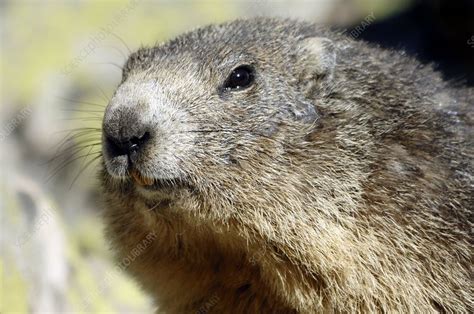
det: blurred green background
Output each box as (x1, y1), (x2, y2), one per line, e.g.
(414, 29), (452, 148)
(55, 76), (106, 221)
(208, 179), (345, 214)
(2, 0), (471, 313)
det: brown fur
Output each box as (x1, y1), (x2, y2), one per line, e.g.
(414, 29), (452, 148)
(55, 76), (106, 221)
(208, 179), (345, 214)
(100, 18), (473, 312)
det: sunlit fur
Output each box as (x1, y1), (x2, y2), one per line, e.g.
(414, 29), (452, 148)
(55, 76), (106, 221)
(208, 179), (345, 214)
(100, 18), (473, 313)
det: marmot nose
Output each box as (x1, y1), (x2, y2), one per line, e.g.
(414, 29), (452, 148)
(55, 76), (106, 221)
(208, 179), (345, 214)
(104, 131), (151, 158)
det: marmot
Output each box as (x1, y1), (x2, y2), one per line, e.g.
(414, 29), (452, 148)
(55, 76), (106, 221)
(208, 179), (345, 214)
(100, 18), (473, 313)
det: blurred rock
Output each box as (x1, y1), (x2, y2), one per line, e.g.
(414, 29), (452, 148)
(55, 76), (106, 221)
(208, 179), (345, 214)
(0, 170), (153, 313)
(1, 174), (68, 313)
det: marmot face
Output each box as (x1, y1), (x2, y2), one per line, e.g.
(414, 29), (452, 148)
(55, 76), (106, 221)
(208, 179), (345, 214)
(100, 18), (472, 312)
(102, 20), (336, 209)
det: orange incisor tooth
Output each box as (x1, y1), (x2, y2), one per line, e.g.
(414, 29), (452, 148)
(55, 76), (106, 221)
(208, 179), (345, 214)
(131, 169), (153, 186)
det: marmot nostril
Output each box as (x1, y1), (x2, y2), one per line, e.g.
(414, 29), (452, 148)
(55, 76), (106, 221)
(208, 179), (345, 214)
(104, 131), (151, 157)
(129, 131), (151, 152)
(104, 134), (127, 157)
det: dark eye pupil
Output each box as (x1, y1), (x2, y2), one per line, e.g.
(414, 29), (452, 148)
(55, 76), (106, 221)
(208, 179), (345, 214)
(233, 70), (249, 84)
(224, 65), (254, 90)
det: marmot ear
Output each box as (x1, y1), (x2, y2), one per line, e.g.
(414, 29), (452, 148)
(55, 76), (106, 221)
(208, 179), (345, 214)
(297, 37), (336, 82)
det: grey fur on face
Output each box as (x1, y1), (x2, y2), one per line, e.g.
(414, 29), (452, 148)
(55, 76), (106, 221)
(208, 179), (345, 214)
(102, 21), (335, 184)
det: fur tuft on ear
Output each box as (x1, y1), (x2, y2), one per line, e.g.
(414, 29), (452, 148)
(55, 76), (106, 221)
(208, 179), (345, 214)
(298, 37), (337, 81)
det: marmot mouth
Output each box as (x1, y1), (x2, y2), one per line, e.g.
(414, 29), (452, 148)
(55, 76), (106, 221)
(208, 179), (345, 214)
(130, 169), (191, 190)
(146, 178), (191, 190)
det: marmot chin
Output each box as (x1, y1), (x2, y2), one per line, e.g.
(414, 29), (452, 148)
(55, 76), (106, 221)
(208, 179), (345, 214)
(100, 18), (473, 313)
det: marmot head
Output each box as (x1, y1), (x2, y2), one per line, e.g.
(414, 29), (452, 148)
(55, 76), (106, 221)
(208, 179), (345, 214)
(102, 18), (364, 222)
(100, 18), (472, 313)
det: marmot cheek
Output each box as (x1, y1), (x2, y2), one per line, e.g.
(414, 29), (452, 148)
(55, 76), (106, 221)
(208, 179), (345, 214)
(260, 122), (279, 137)
(292, 101), (319, 123)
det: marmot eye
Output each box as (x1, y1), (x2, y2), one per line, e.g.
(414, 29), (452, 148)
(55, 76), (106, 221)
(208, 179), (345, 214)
(224, 65), (255, 90)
